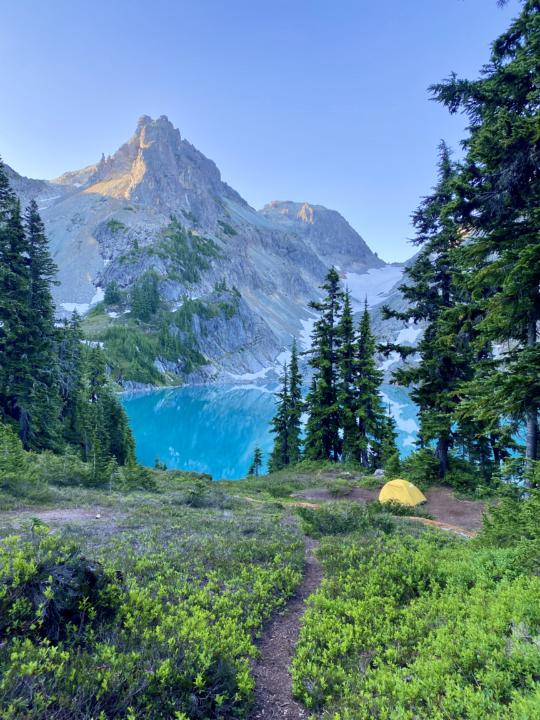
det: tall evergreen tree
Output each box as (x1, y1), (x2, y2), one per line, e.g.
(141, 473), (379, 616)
(337, 291), (360, 462)
(131, 271), (160, 321)
(21, 200), (62, 449)
(382, 143), (474, 476)
(58, 312), (84, 445)
(0, 161), (28, 432)
(269, 339), (304, 471)
(378, 406), (400, 472)
(80, 347), (135, 470)
(269, 362), (290, 472)
(356, 300), (386, 469)
(248, 446), (263, 477)
(0, 163), (61, 448)
(304, 267), (343, 461)
(0, 163), (136, 480)
(431, 1), (540, 465)
(287, 338), (303, 465)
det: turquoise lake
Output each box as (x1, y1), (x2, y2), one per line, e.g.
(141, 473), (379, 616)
(121, 384), (418, 480)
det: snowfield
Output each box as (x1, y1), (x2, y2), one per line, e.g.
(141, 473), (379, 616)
(344, 265), (404, 311)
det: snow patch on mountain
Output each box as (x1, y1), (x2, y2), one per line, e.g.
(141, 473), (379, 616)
(344, 265), (404, 311)
(381, 389), (419, 436)
(396, 324), (422, 344)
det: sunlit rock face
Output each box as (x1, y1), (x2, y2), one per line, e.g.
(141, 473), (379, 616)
(260, 200), (385, 274)
(6, 115), (413, 381)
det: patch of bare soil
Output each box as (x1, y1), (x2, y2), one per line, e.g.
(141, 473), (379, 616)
(296, 486), (378, 503)
(295, 484), (485, 533)
(250, 537), (322, 719)
(0, 507), (119, 529)
(423, 486), (485, 531)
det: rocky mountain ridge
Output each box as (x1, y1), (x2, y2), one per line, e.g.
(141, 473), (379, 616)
(5, 115), (411, 385)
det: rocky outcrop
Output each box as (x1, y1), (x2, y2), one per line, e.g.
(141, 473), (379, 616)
(260, 200), (384, 273)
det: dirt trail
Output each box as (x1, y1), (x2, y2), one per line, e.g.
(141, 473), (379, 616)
(250, 537), (322, 719)
(405, 516), (477, 538)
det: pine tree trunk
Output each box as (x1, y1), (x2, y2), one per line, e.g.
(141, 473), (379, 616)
(525, 315), (538, 465)
(436, 437), (449, 478)
(490, 434), (502, 467)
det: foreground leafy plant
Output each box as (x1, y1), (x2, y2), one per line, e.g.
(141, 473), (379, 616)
(292, 528), (540, 719)
(0, 494), (304, 719)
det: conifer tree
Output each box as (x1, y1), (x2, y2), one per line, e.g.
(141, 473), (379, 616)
(268, 339), (304, 471)
(131, 271), (160, 321)
(0, 162), (29, 431)
(58, 312), (85, 445)
(269, 362), (290, 472)
(287, 338), (303, 465)
(304, 267), (343, 461)
(378, 408), (399, 472)
(21, 200), (62, 449)
(382, 144), (474, 477)
(0, 164), (62, 448)
(431, 1), (540, 465)
(356, 301), (386, 469)
(80, 347), (135, 470)
(248, 446), (263, 476)
(0, 170), (60, 449)
(337, 291), (360, 462)
(0, 422), (31, 491)
(0, 162), (137, 474)
(104, 280), (122, 306)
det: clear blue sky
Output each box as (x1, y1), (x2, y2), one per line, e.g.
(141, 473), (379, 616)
(0, 0), (521, 262)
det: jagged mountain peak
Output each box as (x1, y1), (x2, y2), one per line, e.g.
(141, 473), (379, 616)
(52, 115), (244, 215)
(3, 116), (401, 384)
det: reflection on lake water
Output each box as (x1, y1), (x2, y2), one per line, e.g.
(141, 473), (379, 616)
(121, 384), (418, 480)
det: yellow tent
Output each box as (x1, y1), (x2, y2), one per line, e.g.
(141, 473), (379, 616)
(379, 478), (426, 507)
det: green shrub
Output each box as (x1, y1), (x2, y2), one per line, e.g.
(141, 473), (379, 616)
(292, 531), (540, 718)
(158, 217), (220, 283)
(297, 501), (394, 538)
(476, 489), (540, 573)
(0, 525), (120, 643)
(106, 218), (127, 234)
(383, 451), (401, 478)
(0, 424), (46, 499)
(218, 220), (238, 236)
(31, 449), (90, 486)
(120, 463), (157, 491)
(327, 478), (354, 498)
(401, 448), (440, 488)
(376, 499), (432, 518)
(266, 482), (295, 498)
(444, 455), (488, 494)
(0, 499), (304, 719)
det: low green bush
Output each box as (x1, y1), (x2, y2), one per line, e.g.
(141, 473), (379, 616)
(327, 478), (354, 498)
(0, 501), (304, 719)
(0, 524), (120, 644)
(292, 529), (540, 718)
(31, 449), (90, 486)
(400, 448), (440, 488)
(266, 482), (295, 498)
(0, 424), (48, 500)
(296, 501), (394, 538)
(383, 451), (401, 478)
(376, 499), (432, 518)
